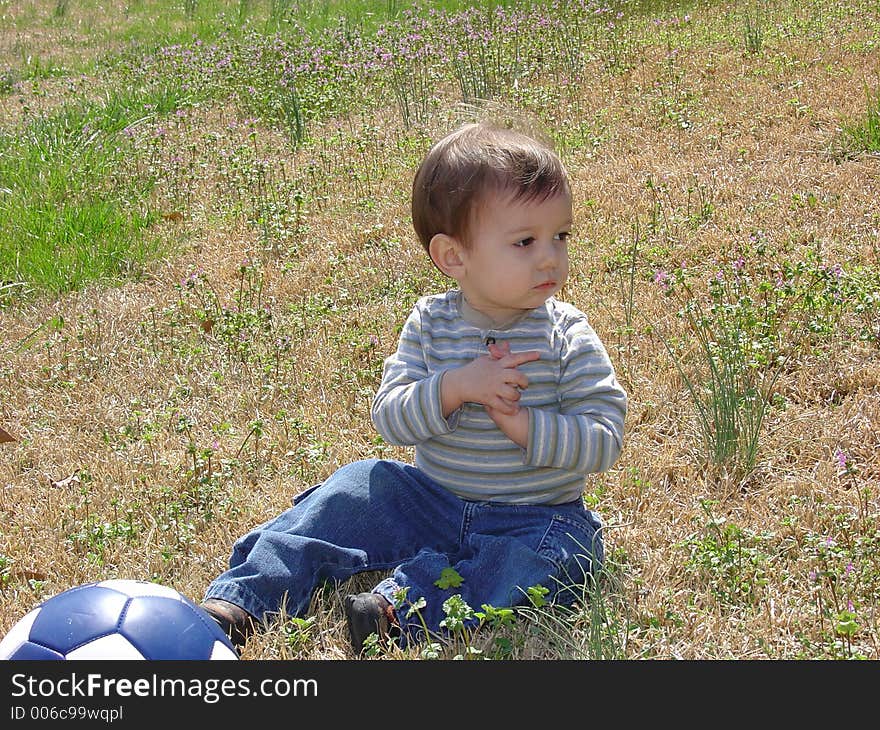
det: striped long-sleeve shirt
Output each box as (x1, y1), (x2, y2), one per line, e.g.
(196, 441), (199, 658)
(371, 290), (628, 505)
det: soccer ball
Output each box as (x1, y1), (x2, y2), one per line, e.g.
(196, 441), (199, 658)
(0, 579), (239, 660)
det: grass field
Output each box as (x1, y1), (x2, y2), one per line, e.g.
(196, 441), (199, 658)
(1, 0), (879, 660)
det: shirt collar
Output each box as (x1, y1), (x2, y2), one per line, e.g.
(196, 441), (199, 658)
(456, 291), (538, 331)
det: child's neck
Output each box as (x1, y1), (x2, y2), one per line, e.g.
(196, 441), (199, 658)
(458, 292), (535, 330)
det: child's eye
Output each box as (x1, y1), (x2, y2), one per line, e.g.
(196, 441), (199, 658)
(514, 237), (535, 247)
(555, 231), (571, 242)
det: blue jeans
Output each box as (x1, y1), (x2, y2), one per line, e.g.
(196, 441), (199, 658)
(204, 459), (604, 645)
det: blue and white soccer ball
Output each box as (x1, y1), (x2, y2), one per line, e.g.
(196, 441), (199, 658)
(0, 579), (238, 660)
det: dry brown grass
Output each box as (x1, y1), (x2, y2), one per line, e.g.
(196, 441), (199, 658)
(1, 0), (879, 660)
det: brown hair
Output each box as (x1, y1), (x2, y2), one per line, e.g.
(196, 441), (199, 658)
(411, 121), (570, 251)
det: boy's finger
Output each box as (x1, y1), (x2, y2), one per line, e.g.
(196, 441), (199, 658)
(502, 350), (540, 368)
(501, 385), (521, 402)
(487, 341), (511, 359)
(505, 371), (529, 390)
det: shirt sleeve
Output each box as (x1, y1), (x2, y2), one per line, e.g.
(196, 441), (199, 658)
(524, 314), (627, 474)
(370, 301), (458, 445)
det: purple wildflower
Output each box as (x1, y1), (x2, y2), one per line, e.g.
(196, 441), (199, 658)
(653, 269), (671, 291)
(834, 448), (848, 473)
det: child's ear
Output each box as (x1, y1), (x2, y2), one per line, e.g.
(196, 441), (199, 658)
(428, 233), (465, 278)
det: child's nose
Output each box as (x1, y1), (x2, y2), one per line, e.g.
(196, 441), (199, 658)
(537, 243), (558, 269)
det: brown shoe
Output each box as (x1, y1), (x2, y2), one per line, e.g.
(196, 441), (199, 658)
(343, 592), (398, 656)
(201, 598), (257, 649)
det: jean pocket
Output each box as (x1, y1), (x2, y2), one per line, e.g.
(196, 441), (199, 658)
(536, 512), (604, 602)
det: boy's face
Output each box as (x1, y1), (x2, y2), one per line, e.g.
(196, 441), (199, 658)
(454, 189), (572, 322)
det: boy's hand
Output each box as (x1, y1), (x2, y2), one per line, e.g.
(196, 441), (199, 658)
(484, 340), (532, 447)
(440, 342), (539, 417)
(484, 403), (529, 448)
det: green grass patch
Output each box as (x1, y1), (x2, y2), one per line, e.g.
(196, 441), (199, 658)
(0, 86), (186, 293)
(841, 87), (880, 154)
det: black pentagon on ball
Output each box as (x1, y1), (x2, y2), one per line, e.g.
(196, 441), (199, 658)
(7, 640), (66, 660)
(120, 594), (233, 659)
(28, 585), (130, 654)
